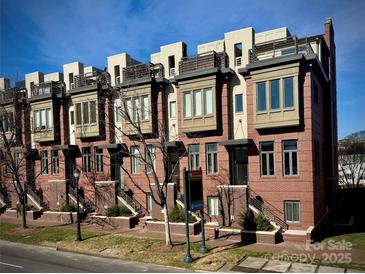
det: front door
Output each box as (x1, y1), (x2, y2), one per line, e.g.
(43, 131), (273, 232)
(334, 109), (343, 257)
(232, 146), (248, 185)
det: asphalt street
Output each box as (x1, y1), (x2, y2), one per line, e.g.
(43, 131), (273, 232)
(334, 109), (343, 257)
(0, 240), (187, 273)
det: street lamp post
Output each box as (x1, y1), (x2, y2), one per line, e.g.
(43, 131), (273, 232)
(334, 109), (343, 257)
(73, 168), (82, 241)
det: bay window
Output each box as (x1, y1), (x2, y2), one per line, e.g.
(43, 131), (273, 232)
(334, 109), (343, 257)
(34, 108), (53, 131)
(75, 101), (97, 126)
(183, 87), (214, 119)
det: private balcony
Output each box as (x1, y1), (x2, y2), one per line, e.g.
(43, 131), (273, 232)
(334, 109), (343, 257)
(122, 63), (164, 84)
(0, 88), (27, 105)
(72, 71), (111, 90)
(249, 36), (315, 63)
(178, 51), (228, 76)
(31, 81), (65, 98)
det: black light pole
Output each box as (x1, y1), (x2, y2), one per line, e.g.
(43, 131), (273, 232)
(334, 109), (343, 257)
(74, 168), (82, 241)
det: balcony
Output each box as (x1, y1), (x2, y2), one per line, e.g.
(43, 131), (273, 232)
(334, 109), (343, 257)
(122, 63), (164, 83)
(0, 88), (26, 105)
(249, 36), (314, 63)
(31, 81), (65, 98)
(178, 51), (228, 75)
(72, 71), (111, 89)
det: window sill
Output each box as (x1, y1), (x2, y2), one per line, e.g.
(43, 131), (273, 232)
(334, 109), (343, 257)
(283, 107), (295, 112)
(283, 175), (300, 178)
(269, 108), (281, 113)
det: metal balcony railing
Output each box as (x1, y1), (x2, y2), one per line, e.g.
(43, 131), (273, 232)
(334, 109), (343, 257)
(248, 189), (288, 230)
(73, 71), (111, 89)
(0, 88), (26, 104)
(122, 63), (164, 83)
(31, 81), (65, 97)
(179, 51), (228, 75)
(249, 36), (315, 63)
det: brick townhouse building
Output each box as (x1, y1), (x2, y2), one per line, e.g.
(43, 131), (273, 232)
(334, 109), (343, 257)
(0, 18), (337, 241)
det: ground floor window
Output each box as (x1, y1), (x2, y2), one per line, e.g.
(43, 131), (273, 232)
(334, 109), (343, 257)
(82, 147), (91, 173)
(51, 150), (59, 174)
(188, 144), (200, 171)
(95, 148), (103, 173)
(40, 151), (48, 175)
(208, 196), (220, 216)
(146, 192), (153, 213)
(284, 200), (300, 224)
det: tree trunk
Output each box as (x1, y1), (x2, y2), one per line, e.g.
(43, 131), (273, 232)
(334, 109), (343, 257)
(163, 203), (172, 247)
(21, 194), (27, 229)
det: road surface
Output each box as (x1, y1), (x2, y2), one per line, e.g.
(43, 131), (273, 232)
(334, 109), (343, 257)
(0, 240), (187, 272)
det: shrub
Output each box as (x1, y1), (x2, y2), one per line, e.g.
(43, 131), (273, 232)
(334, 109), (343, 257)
(106, 205), (133, 217)
(239, 209), (256, 231)
(59, 204), (76, 212)
(256, 214), (274, 231)
(168, 206), (196, 223)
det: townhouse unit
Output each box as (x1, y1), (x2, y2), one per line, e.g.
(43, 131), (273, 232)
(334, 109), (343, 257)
(0, 18), (337, 242)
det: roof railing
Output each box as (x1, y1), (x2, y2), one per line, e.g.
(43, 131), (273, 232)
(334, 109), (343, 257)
(179, 51), (227, 75)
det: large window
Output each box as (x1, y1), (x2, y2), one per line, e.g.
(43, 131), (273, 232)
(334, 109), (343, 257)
(284, 77), (294, 108)
(145, 145), (156, 174)
(131, 146), (140, 174)
(235, 94), (243, 113)
(51, 150), (59, 175)
(208, 196), (219, 216)
(206, 143), (218, 174)
(0, 112), (14, 132)
(257, 82), (266, 112)
(95, 148), (103, 173)
(82, 147), (91, 173)
(41, 151), (48, 175)
(270, 79), (280, 110)
(260, 142), (275, 176)
(34, 108), (53, 131)
(124, 96), (149, 122)
(284, 201), (300, 223)
(75, 101), (97, 126)
(184, 87), (213, 118)
(188, 144), (200, 171)
(283, 140), (298, 176)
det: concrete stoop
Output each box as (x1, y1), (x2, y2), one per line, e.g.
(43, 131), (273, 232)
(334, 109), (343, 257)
(230, 256), (364, 273)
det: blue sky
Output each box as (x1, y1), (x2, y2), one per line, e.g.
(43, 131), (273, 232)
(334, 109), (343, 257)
(1, 0), (364, 138)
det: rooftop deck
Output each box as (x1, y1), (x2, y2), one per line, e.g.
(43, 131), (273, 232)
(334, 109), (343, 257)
(249, 36), (315, 63)
(122, 63), (164, 83)
(0, 87), (27, 105)
(73, 71), (111, 89)
(178, 51), (228, 75)
(31, 81), (65, 97)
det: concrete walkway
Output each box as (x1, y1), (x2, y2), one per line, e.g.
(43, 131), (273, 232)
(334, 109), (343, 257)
(229, 256), (365, 273)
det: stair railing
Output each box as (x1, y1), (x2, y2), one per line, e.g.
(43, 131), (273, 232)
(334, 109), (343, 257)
(26, 188), (42, 210)
(118, 189), (148, 216)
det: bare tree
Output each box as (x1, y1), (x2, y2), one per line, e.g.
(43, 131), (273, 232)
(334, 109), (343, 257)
(338, 139), (365, 188)
(110, 93), (185, 247)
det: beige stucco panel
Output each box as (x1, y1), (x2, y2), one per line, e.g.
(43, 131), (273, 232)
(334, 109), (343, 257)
(25, 71), (44, 98)
(63, 62), (84, 91)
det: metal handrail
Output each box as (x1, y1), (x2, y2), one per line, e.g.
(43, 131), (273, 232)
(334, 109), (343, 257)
(118, 189), (148, 216)
(122, 62), (164, 82)
(69, 185), (85, 206)
(248, 189), (288, 230)
(31, 81), (65, 97)
(26, 187), (42, 208)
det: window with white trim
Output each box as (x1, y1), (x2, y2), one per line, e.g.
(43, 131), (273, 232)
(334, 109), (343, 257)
(51, 150), (59, 175)
(183, 87), (213, 118)
(260, 142), (275, 176)
(82, 147), (91, 173)
(131, 146), (140, 174)
(188, 144), (199, 171)
(284, 201), (300, 223)
(145, 145), (156, 174)
(33, 108), (53, 131)
(208, 196), (219, 216)
(75, 101), (97, 126)
(95, 148), (103, 173)
(124, 96), (149, 123)
(206, 143), (218, 174)
(283, 140), (298, 176)
(169, 101), (176, 119)
(41, 151), (48, 175)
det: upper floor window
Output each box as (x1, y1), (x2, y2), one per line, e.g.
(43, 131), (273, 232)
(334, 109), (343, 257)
(40, 151), (48, 175)
(188, 144), (200, 171)
(234, 43), (243, 67)
(95, 148), (103, 173)
(206, 143), (218, 174)
(34, 108), (53, 131)
(270, 79), (280, 110)
(284, 77), (294, 108)
(114, 106), (122, 123)
(257, 82), (266, 112)
(114, 65), (121, 84)
(169, 101), (176, 119)
(0, 112), (14, 132)
(145, 145), (156, 174)
(184, 87), (213, 118)
(75, 101), (97, 126)
(125, 95), (149, 123)
(131, 146), (140, 174)
(283, 140), (298, 176)
(235, 94), (243, 113)
(260, 142), (275, 176)
(82, 147), (91, 173)
(51, 150), (59, 175)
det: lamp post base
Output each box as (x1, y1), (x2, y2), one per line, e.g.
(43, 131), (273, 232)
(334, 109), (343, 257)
(184, 254), (193, 264)
(199, 246), (208, 254)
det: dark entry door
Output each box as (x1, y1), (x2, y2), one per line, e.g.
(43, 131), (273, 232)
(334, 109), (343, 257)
(233, 146), (248, 185)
